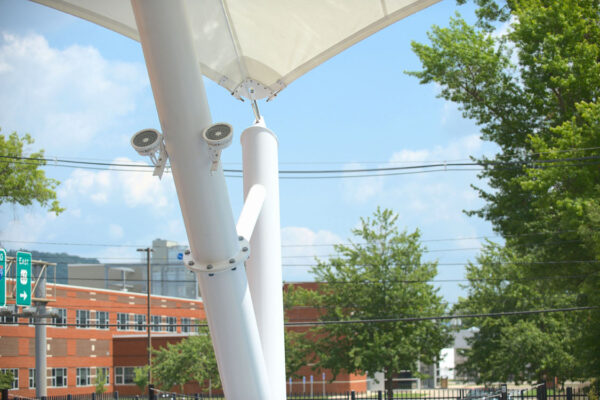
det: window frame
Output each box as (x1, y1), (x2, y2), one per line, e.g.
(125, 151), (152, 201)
(29, 368), (36, 389)
(76, 367), (91, 386)
(117, 313), (129, 331)
(114, 366), (136, 385)
(76, 309), (91, 328)
(166, 316), (177, 332)
(96, 311), (109, 330)
(49, 367), (67, 388)
(52, 308), (67, 327)
(134, 314), (146, 332)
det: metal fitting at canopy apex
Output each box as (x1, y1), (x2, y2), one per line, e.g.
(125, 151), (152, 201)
(183, 236), (250, 274)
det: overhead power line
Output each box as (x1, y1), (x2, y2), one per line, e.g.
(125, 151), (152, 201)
(2, 154), (600, 179)
(4, 306), (594, 328)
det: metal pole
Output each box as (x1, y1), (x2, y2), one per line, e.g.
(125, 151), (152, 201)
(241, 119), (286, 400)
(137, 248), (153, 387)
(130, 1), (270, 398)
(34, 265), (47, 397)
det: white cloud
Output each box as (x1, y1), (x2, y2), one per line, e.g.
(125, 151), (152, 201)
(0, 32), (147, 153)
(281, 226), (343, 281)
(0, 210), (56, 245)
(342, 162), (384, 204)
(58, 157), (174, 210)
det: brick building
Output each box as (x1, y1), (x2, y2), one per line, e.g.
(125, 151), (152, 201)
(0, 281), (205, 397)
(0, 280), (370, 397)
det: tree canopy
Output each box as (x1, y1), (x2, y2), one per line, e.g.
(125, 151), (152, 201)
(0, 130), (63, 215)
(287, 208), (451, 399)
(148, 333), (220, 392)
(409, 0), (600, 379)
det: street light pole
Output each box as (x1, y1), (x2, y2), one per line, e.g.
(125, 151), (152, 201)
(137, 247), (153, 388)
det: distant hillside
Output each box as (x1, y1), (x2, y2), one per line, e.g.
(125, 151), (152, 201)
(4, 249), (99, 284)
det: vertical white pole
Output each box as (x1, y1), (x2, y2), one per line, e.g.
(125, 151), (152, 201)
(130, 1), (270, 399)
(241, 119), (287, 400)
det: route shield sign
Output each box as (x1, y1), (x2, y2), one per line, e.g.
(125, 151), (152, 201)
(0, 249), (5, 307)
(16, 251), (31, 306)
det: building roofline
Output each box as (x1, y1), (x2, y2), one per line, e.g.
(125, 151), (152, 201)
(48, 281), (203, 304)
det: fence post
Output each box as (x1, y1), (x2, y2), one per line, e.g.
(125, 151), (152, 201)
(566, 388), (572, 400)
(378, 390), (383, 400)
(92, 393), (96, 400)
(114, 391), (119, 400)
(1, 389), (7, 400)
(501, 384), (508, 400)
(351, 390), (356, 400)
(67, 394), (72, 400)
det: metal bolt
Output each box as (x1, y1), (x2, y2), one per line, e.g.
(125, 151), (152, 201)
(238, 236), (243, 241)
(231, 267), (237, 271)
(184, 250), (191, 255)
(242, 247), (248, 252)
(208, 273), (214, 277)
(229, 258), (235, 264)
(207, 265), (213, 270)
(188, 261), (195, 266)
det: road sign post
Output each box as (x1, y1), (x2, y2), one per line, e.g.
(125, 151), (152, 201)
(0, 249), (5, 307)
(16, 251), (31, 306)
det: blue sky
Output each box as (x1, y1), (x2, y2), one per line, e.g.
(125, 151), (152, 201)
(0, 0), (501, 305)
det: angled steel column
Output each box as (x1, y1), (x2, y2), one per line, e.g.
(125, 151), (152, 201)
(241, 119), (286, 400)
(130, 1), (270, 398)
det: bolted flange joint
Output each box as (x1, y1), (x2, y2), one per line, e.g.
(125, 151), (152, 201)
(183, 237), (250, 274)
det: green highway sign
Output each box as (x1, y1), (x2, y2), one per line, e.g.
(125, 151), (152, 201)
(16, 251), (31, 306)
(0, 249), (5, 307)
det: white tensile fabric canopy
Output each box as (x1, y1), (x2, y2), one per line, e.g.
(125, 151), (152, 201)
(32, 0), (439, 100)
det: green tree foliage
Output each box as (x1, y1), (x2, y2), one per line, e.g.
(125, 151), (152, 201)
(0, 130), (63, 215)
(150, 333), (220, 392)
(0, 370), (14, 390)
(95, 368), (108, 394)
(133, 365), (149, 392)
(454, 243), (580, 383)
(288, 208), (451, 400)
(409, 0), (600, 378)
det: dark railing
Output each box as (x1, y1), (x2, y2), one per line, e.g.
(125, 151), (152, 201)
(4, 385), (591, 400)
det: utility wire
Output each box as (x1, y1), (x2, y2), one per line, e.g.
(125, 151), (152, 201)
(2, 154), (600, 177)
(2, 306), (595, 328)
(0, 228), (590, 249)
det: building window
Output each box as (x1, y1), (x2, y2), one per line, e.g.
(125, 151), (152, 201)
(115, 367), (136, 385)
(76, 309), (90, 328)
(181, 317), (190, 333)
(96, 367), (110, 385)
(191, 318), (199, 333)
(134, 314), (146, 331)
(0, 315), (17, 324)
(0, 369), (18, 390)
(52, 308), (67, 327)
(29, 368), (36, 389)
(151, 315), (162, 332)
(117, 313), (129, 331)
(166, 316), (176, 332)
(76, 368), (91, 386)
(49, 368), (67, 387)
(96, 311), (109, 330)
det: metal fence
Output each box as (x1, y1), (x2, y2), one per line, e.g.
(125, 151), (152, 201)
(4, 384), (591, 400)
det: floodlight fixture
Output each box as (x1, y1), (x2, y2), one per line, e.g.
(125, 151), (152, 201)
(202, 122), (233, 172)
(131, 128), (169, 179)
